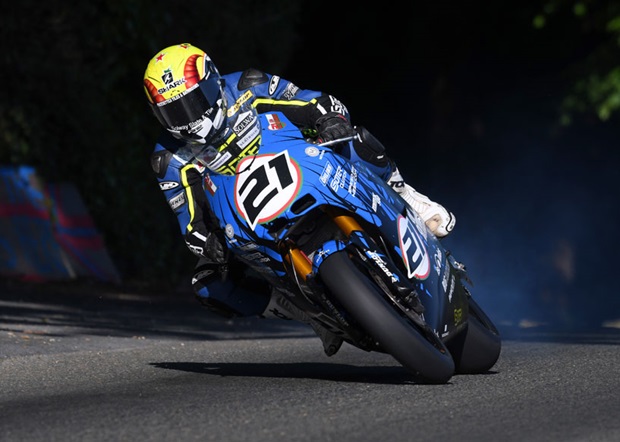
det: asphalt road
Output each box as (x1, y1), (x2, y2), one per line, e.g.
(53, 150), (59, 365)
(1, 281), (619, 442)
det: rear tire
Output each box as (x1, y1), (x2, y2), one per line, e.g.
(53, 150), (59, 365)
(319, 251), (455, 384)
(446, 297), (501, 374)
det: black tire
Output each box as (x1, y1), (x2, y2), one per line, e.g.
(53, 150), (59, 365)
(319, 251), (455, 384)
(446, 297), (501, 374)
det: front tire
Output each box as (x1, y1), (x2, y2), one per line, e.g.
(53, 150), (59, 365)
(446, 297), (501, 374)
(319, 251), (455, 384)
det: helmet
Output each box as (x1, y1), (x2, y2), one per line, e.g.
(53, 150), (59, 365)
(143, 43), (226, 144)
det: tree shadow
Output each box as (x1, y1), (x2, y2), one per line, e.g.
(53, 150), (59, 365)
(0, 282), (313, 341)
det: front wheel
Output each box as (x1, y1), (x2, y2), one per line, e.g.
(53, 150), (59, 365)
(319, 251), (455, 384)
(446, 296), (501, 374)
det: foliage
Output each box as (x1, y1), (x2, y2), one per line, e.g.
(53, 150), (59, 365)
(0, 0), (303, 288)
(2, 0), (618, 290)
(533, 0), (620, 124)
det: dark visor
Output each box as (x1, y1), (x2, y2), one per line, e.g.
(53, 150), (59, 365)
(154, 75), (222, 129)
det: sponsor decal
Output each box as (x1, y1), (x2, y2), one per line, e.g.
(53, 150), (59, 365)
(348, 166), (358, 197)
(159, 84), (203, 111)
(168, 192), (186, 210)
(328, 95), (348, 115)
(268, 75), (280, 95)
(233, 111), (256, 135)
(454, 307), (463, 326)
(236, 124), (260, 148)
(234, 150), (302, 230)
(448, 275), (455, 302)
(265, 113), (285, 130)
(372, 193), (381, 212)
(441, 264), (450, 292)
(367, 251), (398, 283)
(330, 166), (344, 191)
(397, 214), (430, 280)
(157, 68), (186, 94)
(407, 207), (428, 240)
(227, 90), (253, 117)
(305, 146), (320, 157)
(320, 162), (333, 185)
(282, 83), (300, 100)
(159, 181), (179, 190)
(204, 173), (217, 196)
(207, 149), (233, 171)
(434, 249), (443, 274)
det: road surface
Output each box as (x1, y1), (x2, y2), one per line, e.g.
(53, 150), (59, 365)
(1, 281), (619, 442)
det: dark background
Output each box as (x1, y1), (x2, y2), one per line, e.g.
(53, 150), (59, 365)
(1, 0), (619, 329)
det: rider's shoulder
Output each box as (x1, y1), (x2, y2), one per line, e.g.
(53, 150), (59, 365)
(150, 132), (186, 175)
(236, 68), (269, 90)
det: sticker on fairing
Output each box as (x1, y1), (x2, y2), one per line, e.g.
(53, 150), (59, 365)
(234, 150), (301, 230)
(265, 113), (285, 130)
(397, 214), (430, 280)
(305, 146), (320, 157)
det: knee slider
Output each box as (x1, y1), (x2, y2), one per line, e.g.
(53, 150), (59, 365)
(352, 126), (389, 168)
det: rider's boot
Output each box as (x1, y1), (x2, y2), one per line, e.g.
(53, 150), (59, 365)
(387, 167), (456, 238)
(261, 288), (344, 357)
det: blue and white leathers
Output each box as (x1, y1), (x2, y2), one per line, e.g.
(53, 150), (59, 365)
(151, 69), (394, 316)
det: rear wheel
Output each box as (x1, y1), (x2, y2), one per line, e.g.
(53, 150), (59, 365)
(319, 251), (455, 384)
(446, 296), (501, 374)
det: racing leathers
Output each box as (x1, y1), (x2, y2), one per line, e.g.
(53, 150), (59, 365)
(150, 68), (398, 318)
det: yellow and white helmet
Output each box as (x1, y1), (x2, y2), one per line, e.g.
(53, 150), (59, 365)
(143, 43), (226, 144)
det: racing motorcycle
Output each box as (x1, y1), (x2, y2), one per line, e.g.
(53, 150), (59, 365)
(203, 111), (501, 384)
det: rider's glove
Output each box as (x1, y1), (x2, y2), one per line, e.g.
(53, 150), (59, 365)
(316, 112), (356, 143)
(203, 231), (228, 264)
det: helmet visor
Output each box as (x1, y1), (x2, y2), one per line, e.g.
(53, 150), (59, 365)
(154, 75), (223, 131)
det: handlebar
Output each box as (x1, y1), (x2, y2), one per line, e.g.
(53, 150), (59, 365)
(316, 135), (356, 147)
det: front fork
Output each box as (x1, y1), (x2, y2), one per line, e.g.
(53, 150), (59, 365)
(282, 207), (424, 315)
(282, 207), (364, 282)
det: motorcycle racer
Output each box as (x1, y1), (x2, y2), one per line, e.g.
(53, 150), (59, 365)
(143, 43), (455, 353)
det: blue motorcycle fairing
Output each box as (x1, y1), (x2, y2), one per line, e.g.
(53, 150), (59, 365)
(205, 112), (464, 334)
